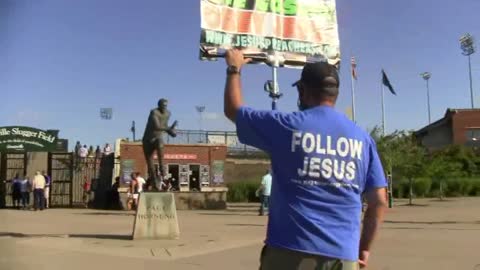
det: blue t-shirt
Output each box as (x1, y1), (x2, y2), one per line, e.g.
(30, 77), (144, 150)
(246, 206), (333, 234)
(236, 106), (387, 261)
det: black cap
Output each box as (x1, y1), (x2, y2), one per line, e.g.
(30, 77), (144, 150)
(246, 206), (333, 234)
(292, 62), (340, 95)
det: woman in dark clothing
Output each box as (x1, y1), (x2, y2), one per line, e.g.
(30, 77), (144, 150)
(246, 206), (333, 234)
(11, 174), (22, 209)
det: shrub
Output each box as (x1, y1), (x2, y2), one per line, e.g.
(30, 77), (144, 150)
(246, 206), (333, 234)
(413, 177), (432, 197)
(469, 179), (480, 196)
(227, 181), (259, 202)
(392, 178), (409, 198)
(443, 178), (477, 197)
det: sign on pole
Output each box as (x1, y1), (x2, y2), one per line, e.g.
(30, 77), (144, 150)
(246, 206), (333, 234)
(199, 0), (340, 67)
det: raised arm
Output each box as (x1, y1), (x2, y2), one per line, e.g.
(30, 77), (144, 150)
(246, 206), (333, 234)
(224, 49), (251, 122)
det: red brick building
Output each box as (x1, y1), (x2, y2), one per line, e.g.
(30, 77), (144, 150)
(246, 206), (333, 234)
(415, 108), (480, 150)
(118, 142), (227, 192)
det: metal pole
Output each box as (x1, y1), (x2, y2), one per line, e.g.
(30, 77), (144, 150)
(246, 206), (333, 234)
(426, 79), (431, 124)
(388, 170), (393, 208)
(271, 65), (279, 110)
(468, 55), (474, 108)
(381, 81), (386, 136)
(350, 69), (356, 123)
(132, 121), (136, 141)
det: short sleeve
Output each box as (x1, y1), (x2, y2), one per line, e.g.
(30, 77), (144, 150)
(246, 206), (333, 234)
(261, 177), (267, 186)
(235, 106), (283, 153)
(365, 138), (387, 192)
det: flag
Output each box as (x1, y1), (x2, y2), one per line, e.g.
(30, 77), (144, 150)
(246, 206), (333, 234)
(351, 57), (357, 80)
(382, 70), (396, 95)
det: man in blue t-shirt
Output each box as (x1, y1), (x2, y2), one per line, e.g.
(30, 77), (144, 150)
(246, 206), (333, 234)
(223, 50), (388, 270)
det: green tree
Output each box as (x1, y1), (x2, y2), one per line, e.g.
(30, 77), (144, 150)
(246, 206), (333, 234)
(424, 151), (462, 200)
(393, 133), (425, 205)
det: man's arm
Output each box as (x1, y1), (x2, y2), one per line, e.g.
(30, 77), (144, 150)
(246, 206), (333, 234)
(359, 188), (387, 268)
(224, 49), (251, 122)
(359, 138), (389, 268)
(150, 111), (170, 132)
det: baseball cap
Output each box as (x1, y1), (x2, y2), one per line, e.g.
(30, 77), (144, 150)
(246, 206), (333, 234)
(292, 62), (340, 95)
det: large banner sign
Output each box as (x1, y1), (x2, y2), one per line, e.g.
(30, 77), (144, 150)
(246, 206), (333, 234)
(0, 126), (58, 152)
(200, 0), (340, 67)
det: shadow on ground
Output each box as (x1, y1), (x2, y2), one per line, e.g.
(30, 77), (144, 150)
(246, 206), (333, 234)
(196, 212), (261, 217)
(0, 232), (132, 240)
(396, 203), (430, 207)
(384, 226), (480, 231)
(75, 212), (135, 217)
(225, 224), (265, 227)
(384, 220), (480, 225)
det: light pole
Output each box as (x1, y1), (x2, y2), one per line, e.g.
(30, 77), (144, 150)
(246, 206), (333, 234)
(130, 121), (136, 141)
(421, 72), (432, 124)
(195, 106), (206, 131)
(460, 33), (476, 108)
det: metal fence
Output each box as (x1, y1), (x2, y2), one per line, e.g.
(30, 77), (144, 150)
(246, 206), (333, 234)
(164, 130), (263, 155)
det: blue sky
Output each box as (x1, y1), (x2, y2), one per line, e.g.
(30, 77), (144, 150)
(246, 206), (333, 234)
(1, 0), (479, 149)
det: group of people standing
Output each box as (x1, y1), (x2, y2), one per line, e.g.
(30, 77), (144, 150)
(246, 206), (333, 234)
(74, 141), (112, 160)
(10, 171), (51, 210)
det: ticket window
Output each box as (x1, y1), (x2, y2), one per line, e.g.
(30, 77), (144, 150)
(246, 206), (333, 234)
(179, 165), (189, 191)
(200, 165), (210, 188)
(189, 164), (200, 191)
(167, 164), (180, 191)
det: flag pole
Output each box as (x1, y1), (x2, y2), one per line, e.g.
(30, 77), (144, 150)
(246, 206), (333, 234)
(350, 60), (357, 123)
(381, 72), (386, 136)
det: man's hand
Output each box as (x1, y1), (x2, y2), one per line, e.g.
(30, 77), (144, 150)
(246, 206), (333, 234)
(358, 250), (370, 268)
(225, 49), (251, 69)
(167, 120), (178, 137)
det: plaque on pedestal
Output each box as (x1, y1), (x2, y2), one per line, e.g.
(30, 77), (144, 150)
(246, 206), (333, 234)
(132, 192), (180, 240)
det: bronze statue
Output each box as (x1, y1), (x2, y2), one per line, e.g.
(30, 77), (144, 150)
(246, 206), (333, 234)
(142, 98), (177, 191)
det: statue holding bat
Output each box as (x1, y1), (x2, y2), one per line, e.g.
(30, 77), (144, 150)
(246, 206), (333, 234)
(142, 98), (177, 191)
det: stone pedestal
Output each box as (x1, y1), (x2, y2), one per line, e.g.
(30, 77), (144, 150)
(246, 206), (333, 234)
(132, 192), (180, 240)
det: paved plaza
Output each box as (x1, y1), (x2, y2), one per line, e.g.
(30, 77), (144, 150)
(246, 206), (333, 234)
(1, 198), (480, 270)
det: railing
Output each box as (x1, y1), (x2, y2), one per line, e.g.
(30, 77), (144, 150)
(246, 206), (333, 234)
(163, 130), (263, 155)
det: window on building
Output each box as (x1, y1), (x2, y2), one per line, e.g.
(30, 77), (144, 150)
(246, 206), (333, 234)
(465, 128), (480, 141)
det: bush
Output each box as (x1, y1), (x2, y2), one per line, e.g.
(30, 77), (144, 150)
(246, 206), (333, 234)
(392, 178), (409, 198)
(413, 177), (432, 197)
(469, 179), (480, 196)
(443, 178), (478, 197)
(227, 181), (259, 202)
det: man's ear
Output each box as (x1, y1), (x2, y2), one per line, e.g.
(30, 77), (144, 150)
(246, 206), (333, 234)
(297, 84), (305, 99)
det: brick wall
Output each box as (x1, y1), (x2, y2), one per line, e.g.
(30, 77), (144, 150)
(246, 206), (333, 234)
(119, 142), (227, 181)
(452, 111), (480, 145)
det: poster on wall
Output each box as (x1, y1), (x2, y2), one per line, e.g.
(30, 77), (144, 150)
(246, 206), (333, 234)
(212, 160), (225, 184)
(199, 0), (340, 67)
(121, 159), (135, 184)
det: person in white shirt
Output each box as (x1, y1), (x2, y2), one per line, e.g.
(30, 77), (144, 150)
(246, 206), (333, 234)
(257, 170), (272, 216)
(103, 143), (112, 155)
(79, 145), (88, 159)
(134, 172), (146, 193)
(32, 171), (46, 211)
